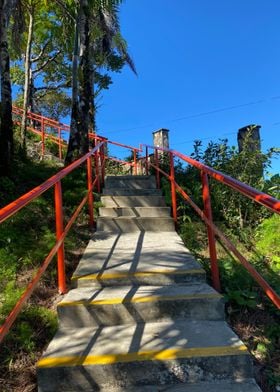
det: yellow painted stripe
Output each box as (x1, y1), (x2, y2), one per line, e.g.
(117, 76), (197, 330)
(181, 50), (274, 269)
(71, 269), (205, 281)
(58, 293), (221, 307)
(37, 345), (248, 368)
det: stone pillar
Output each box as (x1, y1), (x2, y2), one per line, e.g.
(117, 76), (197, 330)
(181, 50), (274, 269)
(153, 129), (169, 149)
(237, 124), (261, 153)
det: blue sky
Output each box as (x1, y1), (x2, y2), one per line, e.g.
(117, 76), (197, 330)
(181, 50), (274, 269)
(97, 0), (280, 174)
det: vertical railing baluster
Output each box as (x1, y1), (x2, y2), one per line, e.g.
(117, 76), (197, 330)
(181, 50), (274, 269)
(87, 156), (94, 228)
(133, 149), (137, 175)
(201, 171), (221, 292)
(95, 148), (100, 194)
(54, 181), (67, 294)
(58, 127), (62, 160)
(101, 143), (105, 186)
(41, 119), (45, 157)
(170, 152), (178, 226)
(145, 146), (149, 175)
(155, 148), (160, 188)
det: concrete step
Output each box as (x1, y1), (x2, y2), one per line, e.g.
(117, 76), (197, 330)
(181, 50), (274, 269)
(101, 195), (166, 207)
(37, 319), (253, 391)
(105, 175), (156, 189)
(57, 283), (224, 328)
(99, 206), (171, 217)
(102, 188), (162, 196)
(96, 216), (175, 232)
(71, 232), (205, 288)
(57, 380), (262, 391)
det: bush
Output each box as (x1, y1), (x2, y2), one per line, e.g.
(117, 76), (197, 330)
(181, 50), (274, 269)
(255, 215), (280, 271)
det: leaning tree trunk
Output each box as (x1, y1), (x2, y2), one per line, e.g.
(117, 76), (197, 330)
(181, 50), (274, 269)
(20, 7), (34, 152)
(0, 0), (14, 176)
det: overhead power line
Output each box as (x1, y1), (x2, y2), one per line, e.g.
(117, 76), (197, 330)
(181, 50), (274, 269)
(103, 95), (280, 135)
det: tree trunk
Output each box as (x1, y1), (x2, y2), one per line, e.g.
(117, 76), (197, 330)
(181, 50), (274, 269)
(65, 5), (81, 165)
(65, 0), (90, 164)
(0, 0), (14, 176)
(78, 0), (90, 154)
(20, 7), (34, 152)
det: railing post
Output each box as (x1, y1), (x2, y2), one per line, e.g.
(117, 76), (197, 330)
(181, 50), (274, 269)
(87, 156), (94, 228)
(54, 181), (67, 294)
(201, 171), (221, 292)
(58, 127), (62, 160)
(170, 152), (178, 226)
(155, 148), (160, 188)
(101, 142), (106, 186)
(145, 146), (149, 175)
(95, 149), (101, 193)
(133, 149), (137, 175)
(41, 119), (45, 157)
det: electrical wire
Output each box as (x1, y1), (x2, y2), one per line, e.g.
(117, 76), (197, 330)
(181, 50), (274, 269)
(103, 95), (280, 136)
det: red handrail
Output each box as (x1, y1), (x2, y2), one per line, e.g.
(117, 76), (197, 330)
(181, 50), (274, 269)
(0, 142), (105, 343)
(142, 144), (280, 214)
(0, 129), (143, 343)
(143, 144), (280, 308)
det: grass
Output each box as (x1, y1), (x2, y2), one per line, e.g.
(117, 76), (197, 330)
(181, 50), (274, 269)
(0, 142), (96, 391)
(179, 220), (280, 392)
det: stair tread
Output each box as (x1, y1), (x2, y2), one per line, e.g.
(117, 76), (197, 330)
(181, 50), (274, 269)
(86, 232), (189, 250)
(59, 283), (222, 306)
(105, 175), (155, 180)
(102, 189), (162, 196)
(99, 207), (171, 217)
(72, 233), (204, 282)
(38, 320), (249, 368)
(100, 195), (166, 207)
(103, 380), (262, 392)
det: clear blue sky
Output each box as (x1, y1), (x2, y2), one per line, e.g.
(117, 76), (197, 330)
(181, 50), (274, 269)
(97, 0), (280, 174)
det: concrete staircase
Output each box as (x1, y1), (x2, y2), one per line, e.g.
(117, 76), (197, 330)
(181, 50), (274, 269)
(37, 175), (261, 391)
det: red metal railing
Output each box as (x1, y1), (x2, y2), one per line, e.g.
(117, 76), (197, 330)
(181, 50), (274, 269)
(12, 107), (141, 171)
(143, 144), (280, 308)
(2, 104), (279, 346)
(12, 105), (70, 159)
(0, 134), (139, 343)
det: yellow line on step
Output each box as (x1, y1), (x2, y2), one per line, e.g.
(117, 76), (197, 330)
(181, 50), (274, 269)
(71, 269), (205, 281)
(58, 293), (222, 307)
(37, 345), (248, 368)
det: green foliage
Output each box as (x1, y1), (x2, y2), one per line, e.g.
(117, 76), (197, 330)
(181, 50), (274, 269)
(1, 303), (57, 357)
(255, 215), (280, 271)
(0, 154), (92, 362)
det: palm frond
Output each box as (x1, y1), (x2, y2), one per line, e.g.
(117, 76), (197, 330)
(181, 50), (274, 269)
(11, 0), (25, 54)
(113, 32), (137, 75)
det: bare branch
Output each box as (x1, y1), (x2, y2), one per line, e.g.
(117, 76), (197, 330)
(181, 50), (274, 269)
(34, 81), (71, 91)
(33, 50), (62, 74)
(31, 40), (51, 63)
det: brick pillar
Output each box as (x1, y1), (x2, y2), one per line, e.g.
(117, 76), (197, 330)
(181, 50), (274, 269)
(153, 129), (169, 149)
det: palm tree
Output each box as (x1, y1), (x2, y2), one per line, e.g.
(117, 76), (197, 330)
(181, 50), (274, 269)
(65, 0), (136, 164)
(0, 0), (24, 175)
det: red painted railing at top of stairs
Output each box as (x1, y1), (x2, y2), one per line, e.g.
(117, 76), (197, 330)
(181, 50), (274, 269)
(0, 107), (279, 345)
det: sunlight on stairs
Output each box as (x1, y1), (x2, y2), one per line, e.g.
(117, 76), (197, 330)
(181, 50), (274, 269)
(37, 175), (261, 391)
